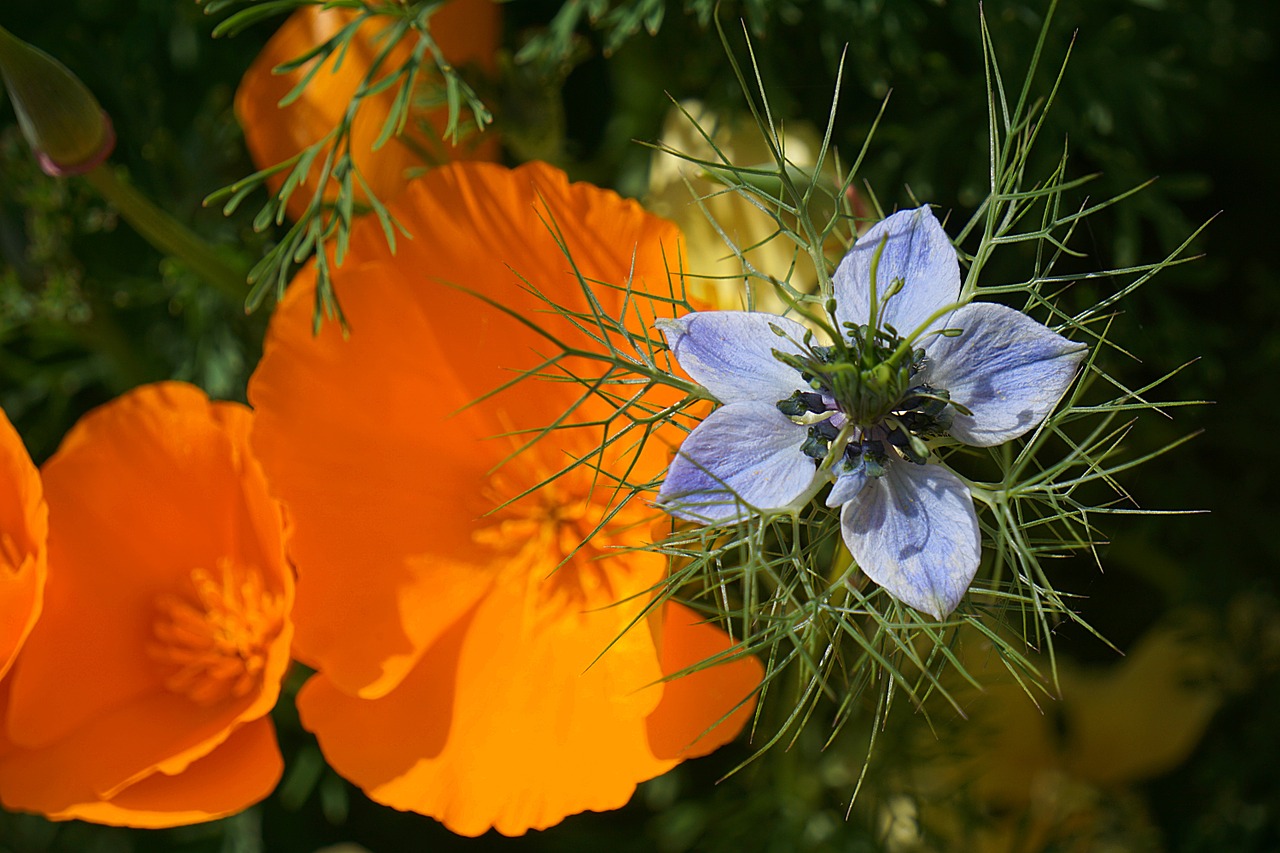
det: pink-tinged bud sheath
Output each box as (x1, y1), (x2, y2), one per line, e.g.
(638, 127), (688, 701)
(0, 25), (114, 176)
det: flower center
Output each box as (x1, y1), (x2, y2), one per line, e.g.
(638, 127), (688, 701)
(774, 324), (954, 475)
(473, 452), (660, 609)
(148, 559), (285, 706)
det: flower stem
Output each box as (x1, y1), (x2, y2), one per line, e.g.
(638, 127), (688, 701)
(81, 164), (248, 306)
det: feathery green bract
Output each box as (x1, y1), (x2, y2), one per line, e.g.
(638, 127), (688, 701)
(474, 0), (1206, 793)
(201, 0), (492, 325)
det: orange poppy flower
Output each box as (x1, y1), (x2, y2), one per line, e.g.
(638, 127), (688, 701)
(235, 0), (501, 221)
(249, 161), (763, 836)
(0, 382), (293, 827)
(0, 408), (46, 682)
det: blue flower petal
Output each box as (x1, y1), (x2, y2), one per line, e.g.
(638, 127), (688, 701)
(656, 311), (811, 405)
(924, 302), (1087, 447)
(833, 206), (960, 343)
(840, 462), (979, 619)
(825, 464), (868, 508)
(659, 401), (815, 524)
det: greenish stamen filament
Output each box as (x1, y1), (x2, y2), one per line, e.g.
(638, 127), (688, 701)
(774, 321), (957, 478)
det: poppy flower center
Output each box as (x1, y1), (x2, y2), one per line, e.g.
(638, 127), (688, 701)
(148, 559), (285, 706)
(474, 452), (657, 608)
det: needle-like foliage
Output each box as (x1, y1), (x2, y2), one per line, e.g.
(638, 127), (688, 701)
(465, 1), (1206, 793)
(201, 0), (492, 326)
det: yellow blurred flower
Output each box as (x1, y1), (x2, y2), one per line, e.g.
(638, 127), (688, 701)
(647, 100), (846, 314)
(884, 613), (1226, 852)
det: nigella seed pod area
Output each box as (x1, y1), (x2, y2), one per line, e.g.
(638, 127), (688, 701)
(656, 207), (1086, 619)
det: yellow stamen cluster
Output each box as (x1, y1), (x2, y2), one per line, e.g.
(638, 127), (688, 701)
(149, 559), (285, 706)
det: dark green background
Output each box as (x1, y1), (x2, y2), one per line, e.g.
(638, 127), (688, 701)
(1, 0), (1277, 850)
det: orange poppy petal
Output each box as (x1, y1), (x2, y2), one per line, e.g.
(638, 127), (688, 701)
(340, 161), (686, 431)
(645, 602), (762, 760)
(30, 717), (282, 828)
(0, 408), (46, 681)
(299, 559), (677, 838)
(249, 262), (502, 698)
(249, 162), (685, 697)
(235, 0), (500, 219)
(0, 383), (291, 823)
(255, 160), (747, 837)
(348, 161), (682, 316)
(1, 692), (257, 812)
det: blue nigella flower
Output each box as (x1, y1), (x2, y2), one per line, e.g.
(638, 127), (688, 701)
(655, 206), (1087, 619)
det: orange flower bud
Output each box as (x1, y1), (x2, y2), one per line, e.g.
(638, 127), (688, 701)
(235, 0), (500, 220)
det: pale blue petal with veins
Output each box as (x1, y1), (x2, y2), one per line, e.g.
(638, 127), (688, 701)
(921, 302), (1087, 447)
(657, 401), (815, 524)
(839, 462), (981, 620)
(833, 206), (960, 343)
(656, 312), (811, 405)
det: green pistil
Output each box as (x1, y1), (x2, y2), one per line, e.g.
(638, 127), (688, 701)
(774, 321), (928, 428)
(775, 337), (959, 477)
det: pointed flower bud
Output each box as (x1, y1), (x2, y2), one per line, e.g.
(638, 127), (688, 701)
(0, 25), (114, 176)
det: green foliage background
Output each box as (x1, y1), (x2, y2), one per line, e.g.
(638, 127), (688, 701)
(1, 0), (1278, 850)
